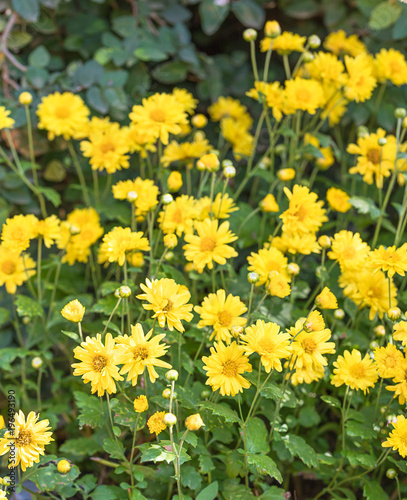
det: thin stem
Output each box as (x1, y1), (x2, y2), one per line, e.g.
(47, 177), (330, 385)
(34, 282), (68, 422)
(37, 237), (42, 305)
(102, 297), (122, 337)
(67, 141), (91, 206)
(129, 413), (140, 488)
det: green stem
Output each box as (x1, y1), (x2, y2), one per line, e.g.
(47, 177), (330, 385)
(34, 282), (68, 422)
(37, 237), (42, 305)
(102, 297), (122, 336)
(68, 141), (91, 206)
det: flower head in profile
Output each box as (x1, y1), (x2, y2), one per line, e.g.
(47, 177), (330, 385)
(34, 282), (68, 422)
(98, 227), (150, 267)
(331, 349), (378, 394)
(0, 246), (35, 294)
(61, 299), (85, 323)
(0, 107), (15, 130)
(195, 289), (247, 343)
(137, 278), (193, 332)
(161, 136), (211, 167)
(37, 91), (90, 140)
(183, 218), (238, 274)
(374, 344), (403, 379)
(246, 81), (285, 121)
(240, 320), (291, 373)
(0, 410), (53, 471)
(147, 411), (167, 435)
(72, 333), (123, 397)
(369, 245), (407, 278)
(375, 49), (407, 87)
(386, 357), (407, 404)
(382, 415), (407, 457)
(134, 395), (149, 413)
(35, 215), (61, 248)
(305, 52), (346, 88)
(259, 194), (279, 213)
(267, 271), (291, 298)
(115, 323), (172, 386)
(326, 187), (351, 213)
(290, 362), (325, 386)
(1, 214), (39, 254)
(247, 246), (289, 286)
(393, 321), (407, 346)
(315, 287), (338, 310)
(202, 341), (252, 397)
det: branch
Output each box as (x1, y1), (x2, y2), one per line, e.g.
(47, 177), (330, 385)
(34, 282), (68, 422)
(1, 12), (27, 73)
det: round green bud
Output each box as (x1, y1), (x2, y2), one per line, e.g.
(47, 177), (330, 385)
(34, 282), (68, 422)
(394, 108), (406, 119)
(163, 413), (177, 426)
(243, 29), (258, 42)
(165, 369), (179, 381)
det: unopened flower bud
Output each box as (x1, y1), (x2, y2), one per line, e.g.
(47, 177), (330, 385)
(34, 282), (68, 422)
(275, 144), (286, 155)
(165, 369), (179, 381)
(303, 51), (314, 63)
(69, 224), (81, 235)
(191, 114), (208, 128)
(378, 137), (387, 147)
(223, 165), (236, 178)
(185, 413), (204, 431)
(231, 325), (243, 338)
(162, 388), (172, 399)
(387, 307), (401, 322)
(243, 29), (257, 42)
(57, 460), (72, 474)
(2, 477), (11, 486)
(163, 413), (177, 426)
(61, 299), (85, 323)
(303, 321), (313, 333)
(403, 117), (407, 129)
(264, 20), (281, 38)
(248, 272), (260, 284)
(22, 316), (30, 324)
(127, 191), (138, 202)
(357, 126), (369, 138)
(116, 286), (132, 298)
(370, 341), (379, 350)
(287, 263), (300, 276)
(164, 234), (177, 249)
(165, 251), (174, 261)
(308, 35), (321, 49)
(197, 153), (220, 172)
(162, 193), (173, 205)
(334, 309), (345, 320)
(277, 168), (295, 181)
(19, 92), (33, 105)
(318, 235), (331, 249)
(201, 390), (211, 399)
(386, 468), (397, 479)
(315, 265), (326, 279)
(395, 108), (406, 119)
(167, 171), (183, 192)
(32, 357), (43, 369)
(374, 325), (386, 337)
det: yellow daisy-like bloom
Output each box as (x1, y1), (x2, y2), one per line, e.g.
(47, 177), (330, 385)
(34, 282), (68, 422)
(315, 287), (338, 310)
(202, 341), (252, 397)
(382, 415), (407, 458)
(80, 123), (130, 174)
(115, 323), (171, 386)
(0, 246), (36, 294)
(195, 289), (247, 343)
(331, 349), (378, 394)
(303, 134), (335, 170)
(0, 106), (15, 129)
(0, 410), (53, 471)
(246, 81), (285, 121)
(172, 88), (198, 114)
(328, 230), (370, 271)
(61, 299), (85, 323)
(375, 49), (407, 86)
(208, 97), (253, 130)
(344, 54), (377, 103)
(260, 31), (306, 55)
(267, 271), (291, 298)
(84, 116), (112, 136)
(98, 227), (150, 267)
(280, 185), (328, 236)
(247, 246), (289, 286)
(167, 171), (183, 192)
(326, 187), (351, 213)
(324, 30), (366, 57)
(161, 136), (211, 167)
(386, 358), (407, 404)
(347, 128), (397, 188)
(271, 231), (320, 256)
(134, 395), (149, 413)
(195, 193), (238, 220)
(183, 218), (238, 274)
(37, 91), (90, 140)
(259, 194), (279, 213)
(1, 214), (39, 253)
(305, 52), (346, 88)
(126, 124), (157, 157)
(321, 83), (348, 127)
(393, 321), (407, 346)
(220, 117), (254, 158)
(129, 92), (188, 145)
(158, 195), (200, 236)
(137, 278), (193, 332)
(289, 317), (335, 369)
(72, 333), (123, 397)
(147, 411), (167, 435)
(240, 320), (291, 373)
(369, 245), (407, 278)
(374, 344), (403, 379)
(283, 78), (325, 115)
(112, 178), (160, 218)
(35, 215), (61, 248)
(290, 362), (325, 386)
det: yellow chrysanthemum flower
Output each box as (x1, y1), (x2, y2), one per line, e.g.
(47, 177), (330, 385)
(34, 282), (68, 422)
(126, 124), (157, 157)
(260, 31), (306, 55)
(129, 92), (188, 145)
(161, 136), (211, 167)
(304, 134), (335, 170)
(326, 187), (351, 213)
(331, 349), (378, 394)
(147, 411), (167, 435)
(137, 278), (193, 333)
(393, 321), (407, 345)
(61, 299), (85, 323)
(324, 30), (366, 57)
(202, 341), (252, 397)
(0, 106), (15, 129)
(305, 52), (346, 88)
(98, 227), (150, 267)
(195, 289), (247, 343)
(283, 78), (325, 115)
(280, 185), (328, 236)
(0, 410), (53, 471)
(267, 271), (291, 298)
(246, 81), (285, 121)
(375, 48), (407, 86)
(134, 395), (149, 413)
(1, 214), (39, 253)
(158, 195), (200, 236)
(220, 117), (254, 158)
(344, 54), (377, 103)
(382, 415), (407, 457)
(328, 230), (370, 271)
(195, 193), (238, 220)
(241, 320), (291, 373)
(315, 287), (338, 310)
(271, 231), (320, 256)
(259, 194), (279, 213)
(320, 83), (348, 127)
(115, 323), (171, 386)
(35, 215), (61, 248)
(172, 88), (198, 114)
(37, 91), (90, 140)
(368, 244), (407, 278)
(290, 361), (325, 386)
(112, 178), (160, 218)
(247, 246), (289, 286)
(386, 358), (407, 404)
(167, 171), (183, 192)
(208, 97), (253, 129)
(72, 333), (123, 397)
(0, 246), (36, 294)
(183, 218), (238, 273)
(374, 344), (403, 379)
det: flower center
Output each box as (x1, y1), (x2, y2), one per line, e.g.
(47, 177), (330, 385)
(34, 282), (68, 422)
(296, 89), (310, 101)
(217, 310), (232, 327)
(384, 355), (397, 368)
(200, 236), (217, 252)
(133, 346), (149, 361)
(163, 299), (173, 312)
(100, 142), (115, 154)
(349, 363), (366, 379)
(258, 337), (276, 353)
(2, 260), (16, 275)
(301, 337), (317, 354)
(55, 106), (70, 119)
(149, 109), (166, 122)
(171, 209), (183, 224)
(16, 430), (32, 447)
(222, 360), (238, 377)
(367, 148), (382, 164)
(92, 355), (108, 372)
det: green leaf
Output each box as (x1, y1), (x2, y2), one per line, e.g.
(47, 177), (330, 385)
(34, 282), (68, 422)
(15, 295), (43, 319)
(152, 61), (189, 85)
(135, 44), (168, 62)
(260, 486), (286, 499)
(86, 86), (109, 114)
(299, 407), (321, 427)
(393, 8), (407, 39)
(181, 465), (202, 491)
(0, 347), (30, 371)
(346, 421), (376, 440)
(199, 402), (242, 424)
(199, 0), (230, 35)
(196, 481), (219, 500)
(321, 395), (341, 409)
(363, 480), (388, 500)
(247, 454), (283, 483)
(281, 434), (319, 468)
(29, 46), (51, 68)
(231, 0), (265, 28)
(61, 330), (80, 343)
(59, 436), (103, 460)
(369, 1), (402, 30)
(38, 187), (61, 207)
(12, 0), (39, 22)
(388, 456), (407, 473)
(0, 307), (10, 326)
(246, 417), (270, 453)
(103, 438), (126, 460)
(26, 67), (49, 89)
(199, 454), (215, 474)
(74, 391), (104, 428)
(31, 463), (80, 492)
(92, 485), (122, 500)
(8, 31), (33, 50)
(349, 196), (382, 219)
(344, 451), (376, 468)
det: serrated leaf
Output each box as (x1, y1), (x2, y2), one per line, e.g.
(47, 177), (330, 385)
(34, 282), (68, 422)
(61, 330), (80, 342)
(181, 465), (202, 491)
(103, 438), (125, 460)
(246, 417), (270, 453)
(247, 454), (283, 483)
(0, 347), (30, 371)
(346, 421), (376, 439)
(199, 402), (242, 424)
(74, 391), (104, 429)
(363, 480), (388, 500)
(15, 295), (43, 319)
(345, 451), (376, 468)
(38, 187), (61, 207)
(281, 434), (319, 468)
(321, 395), (341, 409)
(369, 1), (402, 30)
(196, 481), (219, 500)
